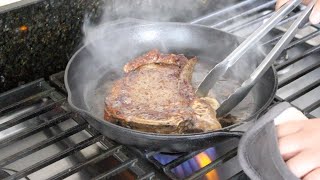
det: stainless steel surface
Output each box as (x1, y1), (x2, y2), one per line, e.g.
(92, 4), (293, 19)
(0, 87), (100, 179)
(196, 0), (301, 99)
(1, 119), (98, 180)
(0, 100), (45, 141)
(0, 80), (162, 180)
(215, 0), (315, 117)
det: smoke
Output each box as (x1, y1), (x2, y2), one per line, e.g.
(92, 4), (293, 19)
(81, 0), (260, 71)
(81, 0), (246, 43)
(76, 0), (273, 118)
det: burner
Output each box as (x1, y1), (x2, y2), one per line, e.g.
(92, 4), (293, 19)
(153, 148), (219, 179)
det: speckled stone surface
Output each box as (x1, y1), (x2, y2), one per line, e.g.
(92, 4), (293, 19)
(0, 0), (240, 93)
(0, 0), (105, 92)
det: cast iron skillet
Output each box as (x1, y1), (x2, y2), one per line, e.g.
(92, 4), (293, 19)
(65, 21), (277, 152)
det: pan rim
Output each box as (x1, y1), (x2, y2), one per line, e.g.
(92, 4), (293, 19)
(64, 22), (278, 138)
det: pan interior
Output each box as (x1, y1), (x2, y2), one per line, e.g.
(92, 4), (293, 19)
(89, 56), (255, 123)
(66, 23), (275, 133)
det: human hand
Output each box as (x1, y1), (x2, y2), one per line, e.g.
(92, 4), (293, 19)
(276, 0), (320, 24)
(277, 119), (320, 179)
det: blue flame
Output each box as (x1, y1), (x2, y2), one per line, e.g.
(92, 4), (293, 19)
(153, 147), (217, 179)
(153, 153), (179, 164)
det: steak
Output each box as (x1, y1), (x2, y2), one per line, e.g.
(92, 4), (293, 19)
(104, 49), (221, 134)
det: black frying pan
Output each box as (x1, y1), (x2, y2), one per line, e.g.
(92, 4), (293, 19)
(65, 21), (277, 152)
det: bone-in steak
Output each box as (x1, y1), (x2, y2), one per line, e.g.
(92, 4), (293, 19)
(104, 49), (221, 134)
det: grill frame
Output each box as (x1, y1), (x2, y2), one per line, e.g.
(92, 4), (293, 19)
(0, 79), (166, 180)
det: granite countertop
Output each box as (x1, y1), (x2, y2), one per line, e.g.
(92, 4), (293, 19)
(0, 0), (239, 93)
(0, 0), (104, 93)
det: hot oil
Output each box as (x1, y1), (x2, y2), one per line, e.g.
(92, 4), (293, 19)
(193, 55), (255, 124)
(87, 69), (122, 119)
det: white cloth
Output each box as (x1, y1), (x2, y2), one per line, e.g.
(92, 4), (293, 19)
(274, 107), (308, 125)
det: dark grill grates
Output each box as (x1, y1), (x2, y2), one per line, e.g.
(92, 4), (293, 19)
(148, 0), (320, 179)
(143, 1), (320, 179)
(184, 148), (238, 180)
(49, 72), (243, 180)
(0, 110), (71, 149)
(0, 80), (163, 180)
(1, 0), (320, 179)
(7, 135), (103, 180)
(0, 123), (88, 168)
(47, 145), (123, 180)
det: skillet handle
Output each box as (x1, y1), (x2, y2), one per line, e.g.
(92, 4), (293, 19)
(228, 102), (293, 135)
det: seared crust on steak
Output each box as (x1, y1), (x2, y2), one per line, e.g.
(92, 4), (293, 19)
(123, 49), (189, 73)
(104, 49), (221, 134)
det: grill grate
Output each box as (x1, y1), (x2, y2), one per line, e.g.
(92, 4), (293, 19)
(1, 0), (320, 179)
(0, 79), (163, 180)
(145, 0), (320, 179)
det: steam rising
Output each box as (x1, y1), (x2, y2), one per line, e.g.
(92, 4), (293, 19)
(82, 0), (244, 44)
(78, 0), (271, 118)
(81, 0), (225, 73)
(82, 0), (268, 72)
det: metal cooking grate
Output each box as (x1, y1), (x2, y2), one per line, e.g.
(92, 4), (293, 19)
(142, 0), (320, 179)
(48, 1), (320, 179)
(189, 0), (320, 118)
(0, 78), (163, 180)
(1, 0), (320, 180)
(51, 72), (246, 180)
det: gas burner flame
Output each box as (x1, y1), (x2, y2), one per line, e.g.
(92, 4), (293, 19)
(154, 147), (219, 180)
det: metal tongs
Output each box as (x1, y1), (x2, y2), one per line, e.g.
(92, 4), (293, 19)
(196, 0), (316, 117)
